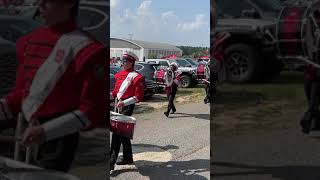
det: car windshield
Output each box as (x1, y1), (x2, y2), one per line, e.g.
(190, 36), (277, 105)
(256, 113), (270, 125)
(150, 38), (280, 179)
(134, 64), (144, 71)
(0, 18), (40, 42)
(185, 58), (198, 66)
(253, 0), (281, 12)
(135, 63), (156, 80)
(176, 59), (191, 67)
(110, 66), (121, 75)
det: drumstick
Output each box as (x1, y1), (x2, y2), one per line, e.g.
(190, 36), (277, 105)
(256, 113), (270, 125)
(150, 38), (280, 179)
(0, 135), (20, 143)
(114, 98), (118, 113)
(289, 56), (320, 69)
(14, 113), (23, 161)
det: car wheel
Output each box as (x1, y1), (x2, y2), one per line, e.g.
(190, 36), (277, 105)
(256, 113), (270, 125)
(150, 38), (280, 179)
(225, 43), (262, 83)
(181, 75), (192, 88)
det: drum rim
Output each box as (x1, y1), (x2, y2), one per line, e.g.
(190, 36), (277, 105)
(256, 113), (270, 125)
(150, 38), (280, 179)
(110, 118), (136, 123)
(110, 111), (136, 122)
(276, 5), (311, 57)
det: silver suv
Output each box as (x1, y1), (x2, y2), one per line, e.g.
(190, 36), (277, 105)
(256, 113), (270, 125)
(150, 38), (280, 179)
(146, 58), (198, 88)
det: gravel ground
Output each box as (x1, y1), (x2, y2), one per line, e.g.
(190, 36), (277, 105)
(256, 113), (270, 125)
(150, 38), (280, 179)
(110, 101), (210, 180)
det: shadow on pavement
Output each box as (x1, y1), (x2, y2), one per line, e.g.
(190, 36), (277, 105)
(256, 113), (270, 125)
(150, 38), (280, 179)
(169, 113), (210, 120)
(111, 159), (210, 180)
(214, 161), (320, 180)
(132, 144), (179, 153)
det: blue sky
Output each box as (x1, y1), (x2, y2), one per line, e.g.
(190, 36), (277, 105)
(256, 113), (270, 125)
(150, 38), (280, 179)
(110, 0), (210, 47)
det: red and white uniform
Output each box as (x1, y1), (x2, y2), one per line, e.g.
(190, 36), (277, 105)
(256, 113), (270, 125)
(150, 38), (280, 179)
(112, 68), (144, 104)
(204, 63), (210, 85)
(165, 70), (182, 96)
(0, 20), (107, 140)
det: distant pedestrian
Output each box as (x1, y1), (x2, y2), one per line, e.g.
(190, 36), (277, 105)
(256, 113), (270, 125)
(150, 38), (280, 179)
(164, 62), (182, 117)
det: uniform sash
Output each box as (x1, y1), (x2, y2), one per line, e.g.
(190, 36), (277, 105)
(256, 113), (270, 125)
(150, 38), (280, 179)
(117, 71), (139, 100)
(22, 30), (93, 122)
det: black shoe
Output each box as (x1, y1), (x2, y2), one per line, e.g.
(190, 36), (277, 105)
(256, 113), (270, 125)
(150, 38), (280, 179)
(116, 159), (134, 165)
(204, 98), (207, 104)
(110, 164), (115, 171)
(300, 120), (311, 134)
(164, 112), (169, 117)
(171, 108), (176, 114)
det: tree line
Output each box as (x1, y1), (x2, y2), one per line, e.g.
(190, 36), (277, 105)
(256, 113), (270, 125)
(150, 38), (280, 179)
(177, 46), (209, 58)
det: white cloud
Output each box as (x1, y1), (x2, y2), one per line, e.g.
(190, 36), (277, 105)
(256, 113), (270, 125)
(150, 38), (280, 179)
(110, 0), (121, 10)
(111, 1), (209, 47)
(118, 8), (135, 23)
(178, 14), (207, 31)
(110, 0), (117, 9)
(161, 11), (178, 25)
(137, 1), (152, 15)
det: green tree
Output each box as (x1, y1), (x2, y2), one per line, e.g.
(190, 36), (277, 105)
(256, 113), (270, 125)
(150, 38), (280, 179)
(148, 53), (157, 59)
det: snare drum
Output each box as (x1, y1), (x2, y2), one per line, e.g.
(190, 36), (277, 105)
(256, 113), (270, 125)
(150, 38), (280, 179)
(277, 5), (311, 57)
(110, 112), (136, 139)
(305, 8), (320, 64)
(196, 63), (206, 80)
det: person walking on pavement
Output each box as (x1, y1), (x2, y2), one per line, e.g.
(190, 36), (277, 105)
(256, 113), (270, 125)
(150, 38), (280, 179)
(110, 52), (144, 171)
(204, 60), (211, 104)
(0, 0), (107, 172)
(300, 64), (320, 133)
(164, 62), (182, 117)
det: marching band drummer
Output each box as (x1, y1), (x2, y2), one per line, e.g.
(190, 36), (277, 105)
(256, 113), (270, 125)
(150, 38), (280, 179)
(164, 62), (182, 117)
(0, 0), (107, 172)
(110, 52), (144, 171)
(204, 60), (210, 104)
(300, 63), (320, 133)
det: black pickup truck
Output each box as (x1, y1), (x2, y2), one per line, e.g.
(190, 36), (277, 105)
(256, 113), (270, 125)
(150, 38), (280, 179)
(216, 0), (286, 83)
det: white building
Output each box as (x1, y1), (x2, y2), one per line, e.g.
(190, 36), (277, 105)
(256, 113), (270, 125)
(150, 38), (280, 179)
(110, 38), (183, 61)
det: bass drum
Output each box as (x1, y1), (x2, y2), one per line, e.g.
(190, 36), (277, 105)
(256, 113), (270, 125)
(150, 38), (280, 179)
(305, 7), (320, 65)
(277, 5), (311, 57)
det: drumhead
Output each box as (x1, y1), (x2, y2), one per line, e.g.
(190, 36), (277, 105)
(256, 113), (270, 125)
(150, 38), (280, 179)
(110, 111), (136, 123)
(278, 6), (307, 38)
(277, 5), (311, 56)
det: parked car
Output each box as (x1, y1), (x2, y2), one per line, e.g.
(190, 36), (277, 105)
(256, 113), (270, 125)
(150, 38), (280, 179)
(110, 64), (155, 99)
(184, 58), (199, 66)
(110, 65), (121, 92)
(17, 1), (108, 45)
(134, 62), (157, 99)
(0, 15), (40, 43)
(216, 0), (284, 83)
(0, 16), (40, 98)
(0, 37), (16, 98)
(146, 58), (198, 88)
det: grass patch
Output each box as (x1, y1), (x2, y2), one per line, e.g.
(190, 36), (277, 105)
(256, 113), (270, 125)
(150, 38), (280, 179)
(212, 71), (308, 136)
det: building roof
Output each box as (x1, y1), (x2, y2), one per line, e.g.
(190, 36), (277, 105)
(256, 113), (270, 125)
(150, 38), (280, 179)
(111, 37), (182, 52)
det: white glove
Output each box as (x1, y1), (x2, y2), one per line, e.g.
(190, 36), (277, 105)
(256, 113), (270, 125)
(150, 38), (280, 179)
(174, 79), (180, 86)
(42, 110), (90, 141)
